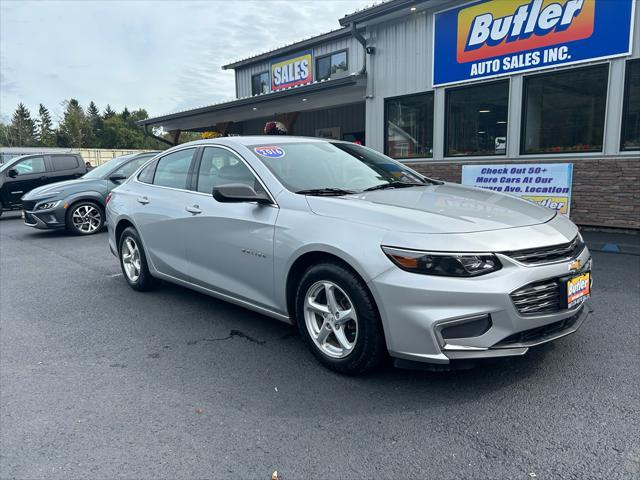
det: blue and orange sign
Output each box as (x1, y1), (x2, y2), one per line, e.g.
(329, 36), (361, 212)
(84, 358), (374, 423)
(433, 0), (635, 86)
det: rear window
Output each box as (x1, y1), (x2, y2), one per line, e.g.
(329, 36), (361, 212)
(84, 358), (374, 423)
(52, 155), (79, 171)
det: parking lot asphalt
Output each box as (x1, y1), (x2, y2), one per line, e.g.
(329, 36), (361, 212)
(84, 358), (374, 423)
(1, 211), (638, 480)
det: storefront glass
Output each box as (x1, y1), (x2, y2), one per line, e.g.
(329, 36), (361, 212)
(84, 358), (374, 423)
(385, 93), (434, 159)
(521, 65), (608, 154)
(445, 81), (509, 157)
(622, 60), (640, 151)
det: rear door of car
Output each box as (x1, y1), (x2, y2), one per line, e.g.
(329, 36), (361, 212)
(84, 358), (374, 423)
(130, 147), (199, 281)
(46, 155), (84, 183)
(184, 145), (279, 310)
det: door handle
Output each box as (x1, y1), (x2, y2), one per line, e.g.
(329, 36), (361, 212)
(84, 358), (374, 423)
(185, 205), (202, 215)
(137, 196), (149, 205)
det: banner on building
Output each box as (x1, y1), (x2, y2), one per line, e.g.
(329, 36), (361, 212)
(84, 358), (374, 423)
(270, 50), (313, 91)
(433, 0), (635, 86)
(461, 163), (574, 215)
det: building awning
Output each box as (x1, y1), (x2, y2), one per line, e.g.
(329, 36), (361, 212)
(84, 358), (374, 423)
(138, 74), (367, 133)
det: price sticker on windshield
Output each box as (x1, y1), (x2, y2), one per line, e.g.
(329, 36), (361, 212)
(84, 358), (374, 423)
(254, 146), (285, 158)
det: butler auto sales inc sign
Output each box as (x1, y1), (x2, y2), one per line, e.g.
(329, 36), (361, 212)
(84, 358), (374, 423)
(433, 0), (635, 86)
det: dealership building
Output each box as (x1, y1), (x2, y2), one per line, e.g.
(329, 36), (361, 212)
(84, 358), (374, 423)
(139, 0), (640, 230)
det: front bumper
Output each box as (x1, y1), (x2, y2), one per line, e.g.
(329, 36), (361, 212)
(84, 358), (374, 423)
(23, 208), (66, 230)
(370, 245), (592, 364)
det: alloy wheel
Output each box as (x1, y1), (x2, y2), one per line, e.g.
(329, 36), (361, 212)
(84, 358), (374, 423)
(303, 280), (358, 359)
(71, 204), (102, 233)
(121, 237), (141, 282)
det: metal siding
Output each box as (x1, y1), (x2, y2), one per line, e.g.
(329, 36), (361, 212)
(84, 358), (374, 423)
(234, 37), (364, 99)
(366, 12), (432, 153)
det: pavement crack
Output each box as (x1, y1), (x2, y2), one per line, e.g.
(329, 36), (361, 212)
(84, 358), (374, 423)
(187, 329), (266, 346)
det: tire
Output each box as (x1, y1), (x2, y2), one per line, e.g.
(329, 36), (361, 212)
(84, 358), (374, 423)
(65, 201), (104, 235)
(118, 226), (160, 291)
(295, 261), (386, 375)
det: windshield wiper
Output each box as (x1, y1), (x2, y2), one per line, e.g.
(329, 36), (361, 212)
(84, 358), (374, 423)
(363, 182), (421, 192)
(295, 188), (355, 196)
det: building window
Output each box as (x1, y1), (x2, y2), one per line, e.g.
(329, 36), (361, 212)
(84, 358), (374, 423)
(622, 60), (640, 151)
(251, 72), (269, 95)
(445, 81), (509, 157)
(385, 93), (434, 159)
(316, 50), (348, 81)
(522, 65), (608, 154)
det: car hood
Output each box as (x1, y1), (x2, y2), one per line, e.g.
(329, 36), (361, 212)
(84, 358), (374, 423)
(305, 183), (556, 234)
(22, 178), (107, 199)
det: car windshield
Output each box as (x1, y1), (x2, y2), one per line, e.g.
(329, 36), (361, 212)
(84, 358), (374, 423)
(249, 141), (430, 194)
(0, 155), (29, 173)
(82, 154), (134, 179)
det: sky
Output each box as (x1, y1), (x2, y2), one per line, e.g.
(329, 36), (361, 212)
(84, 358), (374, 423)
(0, 0), (374, 124)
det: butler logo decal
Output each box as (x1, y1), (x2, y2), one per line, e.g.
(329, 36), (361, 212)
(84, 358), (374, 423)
(433, 0), (635, 86)
(254, 146), (285, 158)
(270, 50), (312, 91)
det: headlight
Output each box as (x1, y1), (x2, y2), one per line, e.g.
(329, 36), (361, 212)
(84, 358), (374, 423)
(36, 201), (60, 210)
(382, 246), (502, 277)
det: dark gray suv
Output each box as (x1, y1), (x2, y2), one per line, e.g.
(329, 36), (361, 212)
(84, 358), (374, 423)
(21, 151), (158, 235)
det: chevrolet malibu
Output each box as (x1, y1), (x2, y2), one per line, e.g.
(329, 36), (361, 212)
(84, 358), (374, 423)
(106, 137), (591, 374)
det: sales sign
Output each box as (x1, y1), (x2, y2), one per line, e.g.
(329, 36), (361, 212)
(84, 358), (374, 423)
(461, 163), (574, 215)
(433, 0), (635, 86)
(270, 50), (313, 91)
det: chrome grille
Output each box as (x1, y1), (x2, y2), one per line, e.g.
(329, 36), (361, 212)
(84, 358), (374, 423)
(503, 235), (585, 265)
(510, 279), (562, 315)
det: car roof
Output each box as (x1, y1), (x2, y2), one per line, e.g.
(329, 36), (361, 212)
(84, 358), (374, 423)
(171, 135), (345, 149)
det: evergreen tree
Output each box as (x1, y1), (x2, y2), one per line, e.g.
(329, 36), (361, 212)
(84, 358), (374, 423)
(86, 101), (103, 147)
(57, 99), (94, 147)
(103, 104), (116, 119)
(8, 103), (37, 147)
(35, 104), (55, 146)
(121, 107), (131, 121)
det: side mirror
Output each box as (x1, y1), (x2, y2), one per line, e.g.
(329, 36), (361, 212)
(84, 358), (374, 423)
(212, 183), (271, 204)
(7, 168), (18, 178)
(109, 174), (127, 184)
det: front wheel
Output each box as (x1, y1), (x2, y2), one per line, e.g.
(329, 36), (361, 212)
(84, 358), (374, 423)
(295, 262), (386, 375)
(66, 201), (104, 235)
(118, 227), (159, 291)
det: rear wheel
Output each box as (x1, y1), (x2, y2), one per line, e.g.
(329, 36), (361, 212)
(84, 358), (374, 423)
(295, 262), (386, 375)
(118, 227), (159, 291)
(66, 201), (104, 235)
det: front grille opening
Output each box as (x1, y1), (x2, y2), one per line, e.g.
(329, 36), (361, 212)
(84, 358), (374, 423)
(503, 235), (585, 265)
(441, 315), (492, 340)
(510, 278), (562, 315)
(495, 313), (580, 346)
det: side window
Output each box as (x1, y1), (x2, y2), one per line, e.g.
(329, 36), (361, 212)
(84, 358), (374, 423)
(51, 155), (79, 171)
(137, 160), (157, 184)
(196, 147), (260, 194)
(113, 157), (150, 178)
(152, 149), (195, 189)
(13, 157), (46, 175)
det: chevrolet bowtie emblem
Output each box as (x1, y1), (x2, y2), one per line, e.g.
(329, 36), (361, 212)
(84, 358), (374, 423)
(568, 260), (581, 272)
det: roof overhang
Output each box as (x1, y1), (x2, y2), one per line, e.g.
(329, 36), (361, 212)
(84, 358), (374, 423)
(138, 74), (367, 132)
(339, 0), (443, 27)
(222, 27), (355, 70)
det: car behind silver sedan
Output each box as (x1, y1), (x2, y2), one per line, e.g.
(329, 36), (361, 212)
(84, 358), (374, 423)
(106, 137), (591, 374)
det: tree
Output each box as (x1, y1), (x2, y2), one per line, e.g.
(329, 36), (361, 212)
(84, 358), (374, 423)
(103, 104), (116, 119)
(35, 104), (56, 146)
(86, 101), (103, 147)
(0, 122), (11, 147)
(57, 99), (94, 147)
(8, 103), (37, 147)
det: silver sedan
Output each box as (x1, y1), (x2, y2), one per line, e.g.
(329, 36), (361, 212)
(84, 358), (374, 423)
(106, 137), (591, 374)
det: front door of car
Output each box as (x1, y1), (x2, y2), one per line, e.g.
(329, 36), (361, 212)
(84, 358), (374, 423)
(185, 146), (279, 310)
(131, 147), (198, 281)
(1, 156), (48, 206)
